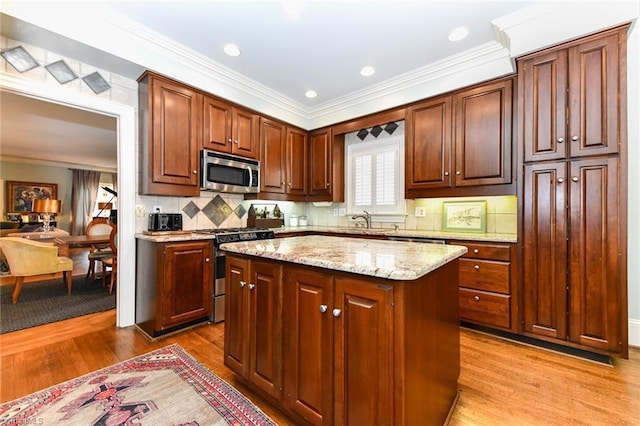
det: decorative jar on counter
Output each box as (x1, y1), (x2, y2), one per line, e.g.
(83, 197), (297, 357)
(289, 215), (298, 227)
(298, 215), (308, 226)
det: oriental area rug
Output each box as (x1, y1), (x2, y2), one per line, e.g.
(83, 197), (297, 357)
(0, 344), (275, 425)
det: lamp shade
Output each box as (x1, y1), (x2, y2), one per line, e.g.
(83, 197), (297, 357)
(32, 199), (61, 214)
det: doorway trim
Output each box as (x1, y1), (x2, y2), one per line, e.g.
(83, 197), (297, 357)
(0, 72), (136, 327)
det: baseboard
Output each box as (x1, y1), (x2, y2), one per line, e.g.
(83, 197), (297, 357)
(629, 318), (640, 348)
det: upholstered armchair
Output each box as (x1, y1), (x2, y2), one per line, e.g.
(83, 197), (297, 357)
(0, 237), (74, 304)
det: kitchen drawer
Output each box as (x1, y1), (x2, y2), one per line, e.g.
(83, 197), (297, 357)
(453, 242), (511, 261)
(459, 288), (510, 329)
(459, 259), (510, 294)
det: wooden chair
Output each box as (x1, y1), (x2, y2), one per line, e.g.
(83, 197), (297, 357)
(0, 237), (73, 303)
(85, 218), (116, 281)
(101, 227), (117, 294)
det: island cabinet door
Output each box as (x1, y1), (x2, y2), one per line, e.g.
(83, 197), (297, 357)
(248, 260), (283, 400)
(333, 277), (393, 426)
(283, 267), (334, 425)
(224, 256), (251, 378)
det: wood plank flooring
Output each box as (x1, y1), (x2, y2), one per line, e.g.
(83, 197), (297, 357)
(1, 311), (638, 425)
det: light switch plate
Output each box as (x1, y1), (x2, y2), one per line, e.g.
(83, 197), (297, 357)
(135, 205), (145, 217)
(415, 207), (426, 217)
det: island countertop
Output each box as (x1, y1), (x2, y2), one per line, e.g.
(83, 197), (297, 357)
(220, 235), (467, 280)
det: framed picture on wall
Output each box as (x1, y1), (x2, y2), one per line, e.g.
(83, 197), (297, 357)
(6, 181), (58, 213)
(442, 200), (487, 233)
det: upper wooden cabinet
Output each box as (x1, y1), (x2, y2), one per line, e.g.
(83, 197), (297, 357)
(203, 94), (259, 159)
(259, 117), (287, 194)
(138, 72), (201, 196)
(258, 118), (308, 200)
(308, 127), (344, 202)
(405, 77), (514, 198)
(518, 27), (626, 162)
(286, 126), (309, 196)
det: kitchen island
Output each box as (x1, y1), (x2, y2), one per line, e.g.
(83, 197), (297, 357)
(221, 235), (467, 425)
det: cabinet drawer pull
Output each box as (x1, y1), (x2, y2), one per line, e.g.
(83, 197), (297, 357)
(332, 308), (342, 317)
(319, 304), (328, 313)
(474, 295), (480, 302)
(248, 284), (255, 290)
(240, 280), (246, 287)
(473, 249), (479, 254)
(474, 264), (480, 270)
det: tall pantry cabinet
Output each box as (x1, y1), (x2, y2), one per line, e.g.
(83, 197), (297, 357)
(519, 26), (628, 358)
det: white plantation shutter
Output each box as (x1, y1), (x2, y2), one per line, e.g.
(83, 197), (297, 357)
(375, 151), (395, 206)
(354, 154), (372, 206)
(346, 130), (405, 216)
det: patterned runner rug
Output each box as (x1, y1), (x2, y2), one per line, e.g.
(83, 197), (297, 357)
(0, 344), (275, 425)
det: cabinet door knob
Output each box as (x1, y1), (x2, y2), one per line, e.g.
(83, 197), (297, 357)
(227, 138), (232, 143)
(474, 295), (480, 302)
(234, 139), (239, 144)
(319, 304), (328, 313)
(571, 135), (579, 141)
(557, 178), (564, 183)
(444, 171), (449, 176)
(571, 176), (579, 182)
(205, 258), (210, 262)
(332, 308), (342, 317)
(557, 137), (564, 143)
(474, 264), (480, 270)
(473, 249), (479, 254)
(248, 283), (255, 290)
(192, 170), (197, 174)
(455, 171), (461, 175)
(240, 280), (246, 287)
(326, 183), (330, 188)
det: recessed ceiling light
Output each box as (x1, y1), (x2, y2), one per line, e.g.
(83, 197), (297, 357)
(305, 90), (317, 98)
(448, 26), (470, 42)
(223, 44), (241, 57)
(360, 66), (375, 77)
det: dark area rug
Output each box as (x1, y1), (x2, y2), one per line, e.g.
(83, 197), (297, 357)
(0, 275), (115, 334)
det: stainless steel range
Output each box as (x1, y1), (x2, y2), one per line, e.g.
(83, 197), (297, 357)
(193, 227), (275, 323)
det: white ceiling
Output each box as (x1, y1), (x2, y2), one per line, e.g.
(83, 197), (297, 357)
(0, 1), (637, 170)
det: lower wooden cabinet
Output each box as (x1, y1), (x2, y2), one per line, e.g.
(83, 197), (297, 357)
(135, 239), (213, 337)
(224, 254), (460, 425)
(224, 256), (283, 399)
(450, 240), (518, 331)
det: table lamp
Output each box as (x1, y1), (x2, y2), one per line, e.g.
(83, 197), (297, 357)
(32, 199), (61, 238)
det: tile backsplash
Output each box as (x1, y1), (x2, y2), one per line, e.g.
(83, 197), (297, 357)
(137, 193), (517, 236)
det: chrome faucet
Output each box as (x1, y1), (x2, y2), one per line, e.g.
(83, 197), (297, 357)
(351, 210), (371, 229)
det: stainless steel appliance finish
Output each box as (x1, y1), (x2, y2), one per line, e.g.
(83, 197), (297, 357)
(193, 227), (275, 323)
(200, 150), (260, 193)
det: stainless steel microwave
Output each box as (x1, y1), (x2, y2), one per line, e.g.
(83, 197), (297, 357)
(200, 150), (260, 193)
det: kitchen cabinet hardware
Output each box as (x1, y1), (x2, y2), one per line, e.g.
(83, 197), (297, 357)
(240, 280), (246, 287)
(227, 138), (232, 143)
(248, 283), (255, 290)
(571, 176), (579, 182)
(473, 249), (479, 254)
(205, 258), (210, 262)
(332, 308), (342, 317)
(319, 304), (328, 313)
(558, 178), (564, 183)
(474, 265), (480, 270)
(571, 135), (579, 141)
(558, 137), (565, 143)
(474, 295), (480, 301)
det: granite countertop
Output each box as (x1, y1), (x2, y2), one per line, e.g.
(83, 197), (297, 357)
(220, 235), (468, 281)
(134, 226), (516, 243)
(272, 225), (517, 243)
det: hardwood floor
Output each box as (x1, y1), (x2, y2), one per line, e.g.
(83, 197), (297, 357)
(1, 311), (638, 425)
